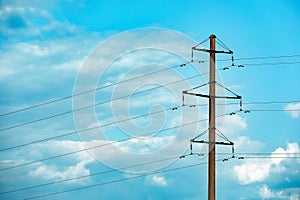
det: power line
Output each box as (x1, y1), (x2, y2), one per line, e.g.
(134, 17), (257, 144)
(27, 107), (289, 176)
(241, 61), (300, 66)
(242, 100), (300, 105)
(239, 156), (300, 159)
(22, 152), (300, 200)
(184, 100), (300, 108)
(234, 54), (300, 61)
(1, 54), (300, 119)
(23, 160), (210, 200)
(0, 61), (299, 132)
(1, 151), (299, 196)
(215, 54), (300, 62)
(0, 110), (240, 172)
(0, 105), (181, 152)
(2, 94), (299, 133)
(0, 73), (205, 132)
(0, 112), (218, 172)
(0, 155), (181, 195)
(216, 152), (300, 155)
(24, 157), (231, 200)
(1, 101), (298, 152)
(248, 109), (300, 112)
(1, 102), (299, 152)
(224, 61), (300, 70)
(0, 62), (189, 117)
(2, 106), (299, 172)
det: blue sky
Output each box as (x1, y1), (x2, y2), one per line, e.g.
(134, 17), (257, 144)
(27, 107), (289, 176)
(0, 0), (300, 199)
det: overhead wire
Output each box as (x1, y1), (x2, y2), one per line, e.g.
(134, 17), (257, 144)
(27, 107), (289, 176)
(0, 155), (182, 195)
(1, 53), (300, 119)
(1, 151), (298, 195)
(0, 60), (298, 133)
(239, 61), (300, 66)
(23, 157), (235, 200)
(193, 54), (300, 63)
(0, 66), (229, 132)
(239, 156), (300, 159)
(232, 54), (300, 61)
(0, 71), (208, 132)
(220, 61), (300, 71)
(22, 152), (300, 200)
(185, 100), (300, 107)
(0, 105), (182, 152)
(216, 152), (300, 155)
(248, 109), (300, 112)
(1, 100), (299, 152)
(2, 152), (299, 197)
(0, 62), (190, 117)
(0, 36), (299, 199)
(0, 111), (237, 172)
(2, 67), (299, 133)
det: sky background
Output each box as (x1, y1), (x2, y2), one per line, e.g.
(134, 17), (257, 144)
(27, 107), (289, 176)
(0, 0), (300, 199)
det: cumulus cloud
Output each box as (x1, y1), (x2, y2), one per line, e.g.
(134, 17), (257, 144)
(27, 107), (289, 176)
(259, 185), (300, 200)
(234, 162), (271, 185)
(259, 185), (275, 199)
(0, 3), (80, 40)
(234, 142), (300, 185)
(217, 114), (247, 136)
(284, 103), (300, 119)
(234, 136), (265, 153)
(151, 175), (167, 186)
(29, 160), (91, 184)
(15, 140), (95, 184)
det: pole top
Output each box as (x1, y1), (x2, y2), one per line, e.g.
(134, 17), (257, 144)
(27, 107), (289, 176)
(210, 34), (216, 38)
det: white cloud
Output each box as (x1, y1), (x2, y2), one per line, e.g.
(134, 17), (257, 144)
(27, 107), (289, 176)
(234, 136), (265, 153)
(291, 194), (300, 200)
(259, 185), (275, 199)
(117, 136), (175, 154)
(234, 161), (271, 185)
(16, 140), (96, 184)
(285, 103), (300, 118)
(151, 175), (167, 186)
(259, 185), (300, 200)
(271, 142), (300, 165)
(29, 160), (91, 184)
(234, 142), (300, 185)
(0, 67), (13, 79)
(0, 4), (81, 39)
(217, 114), (247, 136)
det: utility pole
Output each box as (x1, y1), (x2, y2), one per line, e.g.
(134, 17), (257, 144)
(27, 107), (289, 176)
(182, 34), (241, 200)
(208, 34), (216, 200)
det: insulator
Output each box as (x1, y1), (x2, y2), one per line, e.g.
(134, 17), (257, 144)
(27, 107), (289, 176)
(240, 97), (243, 111)
(192, 49), (194, 61)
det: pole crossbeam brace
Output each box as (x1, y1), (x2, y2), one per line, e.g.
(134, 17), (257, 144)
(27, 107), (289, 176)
(182, 91), (241, 100)
(192, 47), (233, 54)
(191, 140), (234, 146)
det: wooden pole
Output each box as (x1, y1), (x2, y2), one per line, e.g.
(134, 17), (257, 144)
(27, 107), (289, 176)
(208, 34), (216, 200)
